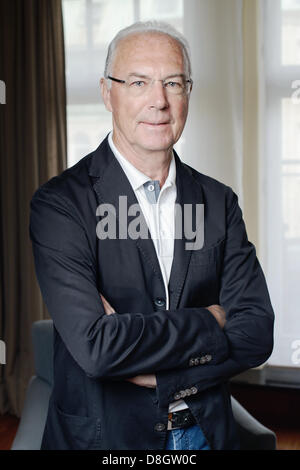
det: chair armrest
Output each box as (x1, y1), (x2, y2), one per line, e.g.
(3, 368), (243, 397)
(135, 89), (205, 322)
(231, 396), (277, 450)
(11, 376), (51, 450)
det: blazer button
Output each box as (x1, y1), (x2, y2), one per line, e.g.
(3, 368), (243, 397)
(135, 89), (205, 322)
(205, 354), (212, 362)
(189, 358), (195, 366)
(179, 390), (187, 398)
(190, 386), (198, 394)
(200, 356), (206, 364)
(154, 423), (166, 432)
(185, 388), (192, 396)
(174, 392), (182, 400)
(154, 298), (166, 308)
(194, 357), (200, 365)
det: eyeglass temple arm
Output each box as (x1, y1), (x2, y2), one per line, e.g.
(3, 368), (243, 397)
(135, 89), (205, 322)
(107, 76), (126, 84)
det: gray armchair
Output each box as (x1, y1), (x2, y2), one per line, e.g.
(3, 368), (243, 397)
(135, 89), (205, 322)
(11, 320), (53, 450)
(11, 320), (277, 450)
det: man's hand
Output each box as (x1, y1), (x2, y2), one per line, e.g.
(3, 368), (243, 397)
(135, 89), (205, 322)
(100, 293), (116, 315)
(126, 374), (157, 388)
(100, 293), (157, 388)
(206, 304), (226, 329)
(125, 306), (226, 387)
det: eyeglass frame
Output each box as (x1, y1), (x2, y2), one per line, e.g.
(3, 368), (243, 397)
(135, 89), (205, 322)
(106, 75), (193, 95)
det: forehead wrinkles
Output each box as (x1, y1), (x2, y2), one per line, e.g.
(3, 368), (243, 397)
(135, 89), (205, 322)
(111, 33), (184, 75)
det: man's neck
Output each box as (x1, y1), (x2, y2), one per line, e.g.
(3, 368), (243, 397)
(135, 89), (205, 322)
(111, 132), (173, 188)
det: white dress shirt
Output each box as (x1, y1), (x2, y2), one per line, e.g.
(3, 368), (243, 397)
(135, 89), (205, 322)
(108, 132), (188, 413)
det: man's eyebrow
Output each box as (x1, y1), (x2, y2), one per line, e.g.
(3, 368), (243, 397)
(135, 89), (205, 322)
(163, 73), (186, 79)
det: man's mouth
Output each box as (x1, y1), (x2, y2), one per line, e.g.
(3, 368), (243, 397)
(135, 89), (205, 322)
(140, 121), (170, 126)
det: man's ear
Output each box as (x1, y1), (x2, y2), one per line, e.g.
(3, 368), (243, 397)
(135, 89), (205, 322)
(100, 78), (113, 112)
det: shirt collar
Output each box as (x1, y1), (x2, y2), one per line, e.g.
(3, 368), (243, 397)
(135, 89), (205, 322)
(108, 131), (176, 192)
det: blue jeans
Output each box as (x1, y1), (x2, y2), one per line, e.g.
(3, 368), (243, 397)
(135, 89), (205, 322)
(164, 424), (211, 450)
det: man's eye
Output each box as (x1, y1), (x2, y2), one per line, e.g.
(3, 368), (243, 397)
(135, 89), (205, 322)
(130, 81), (146, 87)
(165, 81), (182, 88)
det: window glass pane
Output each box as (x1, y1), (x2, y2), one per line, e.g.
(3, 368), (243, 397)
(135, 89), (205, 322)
(140, 0), (183, 24)
(281, 0), (300, 65)
(282, 98), (300, 161)
(66, 104), (111, 167)
(62, 0), (87, 49)
(92, 0), (135, 47)
(282, 163), (300, 239)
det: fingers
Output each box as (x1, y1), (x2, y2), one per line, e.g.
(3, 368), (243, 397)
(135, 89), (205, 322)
(125, 374), (157, 388)
(206, 304), (226, 329)
(100, 293), (116, 315)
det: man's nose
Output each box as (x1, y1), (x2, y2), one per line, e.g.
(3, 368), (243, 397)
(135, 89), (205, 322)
(148, 80), (169, 109)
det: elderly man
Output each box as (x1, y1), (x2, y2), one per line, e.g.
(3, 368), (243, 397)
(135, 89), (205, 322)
(30, 21), (274, 450)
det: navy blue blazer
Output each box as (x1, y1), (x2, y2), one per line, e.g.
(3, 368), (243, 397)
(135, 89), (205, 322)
(29, 136), (274, 450)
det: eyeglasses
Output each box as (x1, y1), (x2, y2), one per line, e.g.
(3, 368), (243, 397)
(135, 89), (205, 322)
(107, 75), (193, 96)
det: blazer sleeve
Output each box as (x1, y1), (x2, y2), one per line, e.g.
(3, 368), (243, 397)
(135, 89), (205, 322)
(155, 189), (274, 408)
(29, 186), (229, 380)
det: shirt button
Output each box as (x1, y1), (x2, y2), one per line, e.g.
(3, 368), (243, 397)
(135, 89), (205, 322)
(148, 184), (155, 192)
(154, 423), (166, 432)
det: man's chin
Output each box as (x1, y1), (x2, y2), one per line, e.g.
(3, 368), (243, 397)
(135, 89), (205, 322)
(139, 144), (174, 154)
(135, 135), (175, 153)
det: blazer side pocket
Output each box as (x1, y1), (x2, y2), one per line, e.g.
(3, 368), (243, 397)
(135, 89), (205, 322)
(54, 403), (101, 450)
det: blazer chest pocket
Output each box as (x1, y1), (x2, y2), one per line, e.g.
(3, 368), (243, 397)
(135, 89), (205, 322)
(190, 238), (225, 266)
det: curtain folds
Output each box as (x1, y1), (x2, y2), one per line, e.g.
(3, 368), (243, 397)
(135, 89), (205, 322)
(242, 0), (262, 256)
(183, 0), (244, 200)
(0, 0), (67, 416)
(183, 0), (261, 253)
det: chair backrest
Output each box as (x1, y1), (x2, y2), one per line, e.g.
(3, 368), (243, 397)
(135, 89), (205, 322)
(32, 319), (54, 386)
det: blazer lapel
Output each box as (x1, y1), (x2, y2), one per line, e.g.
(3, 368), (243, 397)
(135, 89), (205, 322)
(88, 137), (164, 285)
(168, 153), (205, 310)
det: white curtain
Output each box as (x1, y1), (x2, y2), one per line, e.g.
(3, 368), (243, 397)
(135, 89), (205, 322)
(181, 0), (244, 201)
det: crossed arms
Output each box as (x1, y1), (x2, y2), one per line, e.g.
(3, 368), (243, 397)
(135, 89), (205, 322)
(100, 293), (226, 388)
(30, 184), (274, 407)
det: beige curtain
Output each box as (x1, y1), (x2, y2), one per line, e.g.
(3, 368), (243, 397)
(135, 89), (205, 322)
(183, 0), (262, 257)
(183, 0), (244, 200)
(0, 0), (67, 417)
(242, 0), (262, 258)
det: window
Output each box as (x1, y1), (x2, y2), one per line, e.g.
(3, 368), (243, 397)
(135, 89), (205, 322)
(263, 0), (300, 368)
(62, 0), (183, 167)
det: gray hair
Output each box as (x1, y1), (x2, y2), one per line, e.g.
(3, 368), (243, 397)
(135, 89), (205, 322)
(104, 20), (192, 83)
